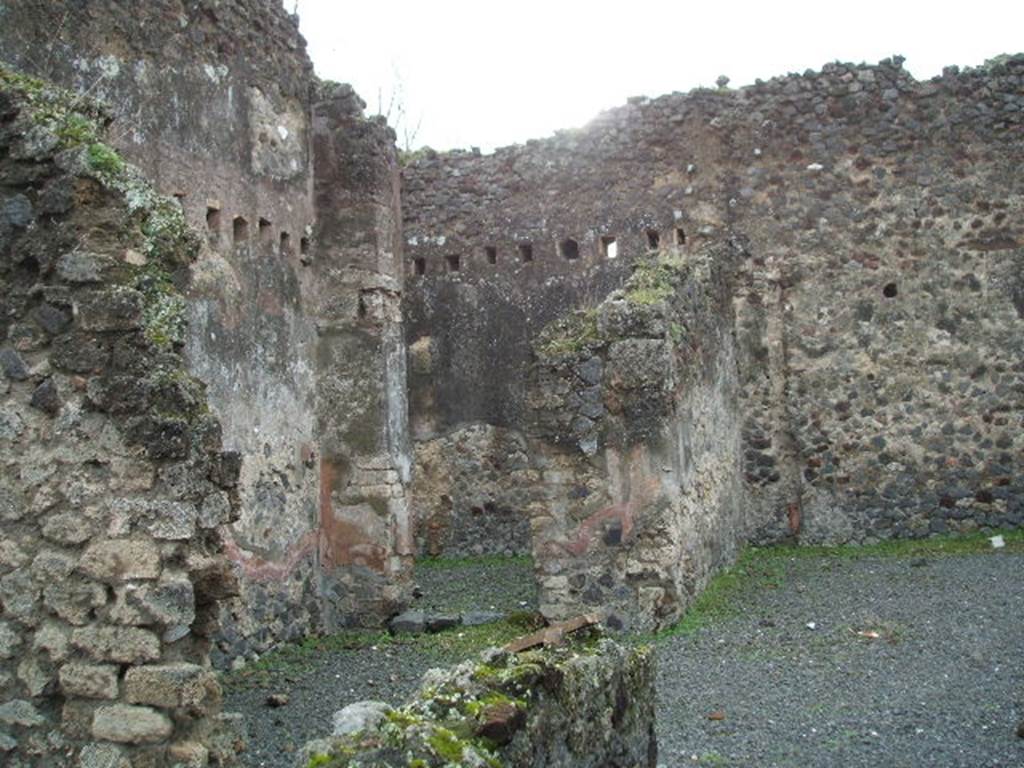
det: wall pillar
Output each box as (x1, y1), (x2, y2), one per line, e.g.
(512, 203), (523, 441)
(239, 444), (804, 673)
(310, 84), (413, 627)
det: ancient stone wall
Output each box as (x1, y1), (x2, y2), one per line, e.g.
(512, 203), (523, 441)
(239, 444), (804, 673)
(1, 0), (415, 657)
(309, 83), (413, 626)
(299, 637), (656, 768)
(527, 247), (746, 629)
(0, 0), (323, 658)
(402, 56), (1024, 569)
(0, 70), (241, 766)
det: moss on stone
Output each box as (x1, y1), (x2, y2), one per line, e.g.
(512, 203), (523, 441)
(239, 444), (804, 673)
(426, 726), (465, 763)
(87, 141), (126, 176)
(534, 307), (599, 358)
(625, 251), (686, 306)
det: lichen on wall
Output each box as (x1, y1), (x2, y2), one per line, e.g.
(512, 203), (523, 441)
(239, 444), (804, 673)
(527, 246), (746, 629)
(298, 636), (656, 768)
(0, 66), (242, 766)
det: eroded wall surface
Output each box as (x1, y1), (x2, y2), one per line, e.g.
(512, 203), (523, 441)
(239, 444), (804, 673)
(0, 0), (414, 657)
(403, 57), (1024, 574)
(310, 83), (413, 625)
(0, 0), (322, 658)
(528, 249), (745, 630)
(0, 73), (241, 766)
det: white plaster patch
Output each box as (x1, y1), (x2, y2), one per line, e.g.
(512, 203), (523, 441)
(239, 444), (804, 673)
(277, 125), (290, 141)
(203, 63), (229, 83)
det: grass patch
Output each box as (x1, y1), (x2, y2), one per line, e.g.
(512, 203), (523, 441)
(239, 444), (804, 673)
(534, 307), (600, 357)
(652, 529), (1023, 640)
(221, 613), (544, 691)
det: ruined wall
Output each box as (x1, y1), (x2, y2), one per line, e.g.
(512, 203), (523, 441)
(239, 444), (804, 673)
(527, 248), (745, 630)
(309, 83), (413, 625)
(402, 158), (638, 557)
(1, 0), (415, 655)
(299, 638), (656, 768)
(0, 0), (323, 657)
(402, 55), (1024, 567)
(0, 70), (241, 766)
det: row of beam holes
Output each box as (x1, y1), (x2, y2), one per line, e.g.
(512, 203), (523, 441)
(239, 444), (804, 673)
(414, 226), (685, 275)
(205, 206), (310, 257)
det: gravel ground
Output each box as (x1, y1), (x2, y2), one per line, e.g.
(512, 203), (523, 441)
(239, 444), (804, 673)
(223, 557), (539, 767)
(412, 556), (538, 615)
(656, 552), (1024, 768)
(224, 552), (1023, 768)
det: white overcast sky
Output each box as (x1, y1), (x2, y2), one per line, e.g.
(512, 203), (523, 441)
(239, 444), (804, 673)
(293, 0), (1023, 152)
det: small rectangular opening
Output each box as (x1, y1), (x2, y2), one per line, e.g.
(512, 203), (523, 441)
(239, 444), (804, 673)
(280, 231), (291, 255)
(601, 235), (618, 259)
(414, 257), (426, 276)
(675, 227), (686, 245)
(300, 237), (310, 255)
(445, 254), (461, 273)
(206, 207), (221, 239)
(646, 230), (660, 250)
(259, 217), (273, 241)
(560, 238), (580, 260)
(485, 246), (497, 265)
(233, 216), (249, 243)
(518, 243), (533, 262)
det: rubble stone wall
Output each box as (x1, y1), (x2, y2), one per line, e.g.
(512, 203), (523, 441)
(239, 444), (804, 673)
(299, 638), (656, 768)
(0, 0), (323, 658)
(402, 56), (1024, 574)
(527, 248), (745, 630)
(1, 0), (414, 657)
(0, 69), (241, 767)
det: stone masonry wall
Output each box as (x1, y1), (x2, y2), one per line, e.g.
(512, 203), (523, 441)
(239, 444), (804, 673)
(402, 55), (1024, 565)
(527, 247), (746, 630)
(299, 637), (656, 768)
(1, 0), (417, 656)
(310, 83), (413, 626)
(1, 70), (241, 767)
(0, 0), (324, 659)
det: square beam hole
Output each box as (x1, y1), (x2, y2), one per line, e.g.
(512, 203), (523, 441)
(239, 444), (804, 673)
(601, 235), (618, 259)
(646, 230), (660, 250)
(233, 216), (249, 242)
(485, 245), (497, 265)
(560, 238), (580, 260)
(445, 254), (461, 272)
(518, 243), (534, 262)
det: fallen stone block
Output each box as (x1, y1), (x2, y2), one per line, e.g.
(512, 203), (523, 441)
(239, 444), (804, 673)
(388, 610), (425, 635)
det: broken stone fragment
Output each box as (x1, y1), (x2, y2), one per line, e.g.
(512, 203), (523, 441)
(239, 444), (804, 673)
(475, 700), (526, 745)
(425, 614), (461, 633)
(0, 347), (29, 381)
(388, 610), (425, 635)
(265, 693), (289, 708)
(92, 704), (173, 744)
(331, 700), (389, 736)
(29, 378), (61, 414)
